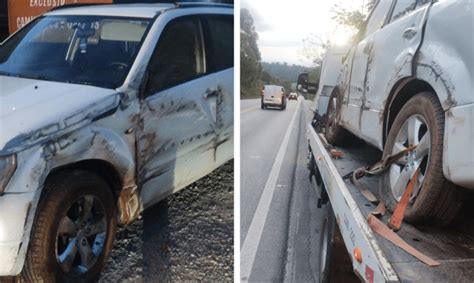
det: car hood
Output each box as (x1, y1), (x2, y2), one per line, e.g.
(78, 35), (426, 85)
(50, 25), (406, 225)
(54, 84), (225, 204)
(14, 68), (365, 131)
(0, 76), (120, 155)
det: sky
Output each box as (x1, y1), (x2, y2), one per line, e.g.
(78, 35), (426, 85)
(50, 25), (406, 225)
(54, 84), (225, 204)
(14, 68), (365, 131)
(241, 0), (367, 67)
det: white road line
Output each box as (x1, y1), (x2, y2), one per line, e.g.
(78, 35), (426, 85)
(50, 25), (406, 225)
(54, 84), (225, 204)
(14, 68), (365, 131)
(240, 99), (302, 282)
(241, 106), (259, 114)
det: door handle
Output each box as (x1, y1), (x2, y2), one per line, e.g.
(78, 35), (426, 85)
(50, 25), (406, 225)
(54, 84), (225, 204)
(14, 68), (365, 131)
(403, 27), (417, 40)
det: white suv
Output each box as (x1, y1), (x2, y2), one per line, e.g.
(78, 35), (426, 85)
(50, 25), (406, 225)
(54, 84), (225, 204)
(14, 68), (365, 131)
(314, 0), (473, 225)
(0, 3), (233, 281)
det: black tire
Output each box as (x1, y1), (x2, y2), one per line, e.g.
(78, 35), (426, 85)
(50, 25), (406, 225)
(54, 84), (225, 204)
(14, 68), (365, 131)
(319, 204), (335, 283)
(22, 170), (117, 282)
(325, 91), (347, 145)
(380, 92), (464, 226)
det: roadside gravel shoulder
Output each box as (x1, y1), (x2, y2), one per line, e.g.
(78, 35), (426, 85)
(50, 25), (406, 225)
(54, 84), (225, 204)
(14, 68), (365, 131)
(100, 161), (234, 282)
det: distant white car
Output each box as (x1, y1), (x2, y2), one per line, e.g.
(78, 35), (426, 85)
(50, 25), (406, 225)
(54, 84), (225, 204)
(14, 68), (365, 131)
(288, 92), (297, 100)
(0, 3), (233, 281)
(314, 0), (473, 225)
(261, 84), (286, 110)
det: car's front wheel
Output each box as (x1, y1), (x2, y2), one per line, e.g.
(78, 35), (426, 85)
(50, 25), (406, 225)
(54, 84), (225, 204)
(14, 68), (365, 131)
(22, 170), (117, 282)
(380, 92), (464, 225)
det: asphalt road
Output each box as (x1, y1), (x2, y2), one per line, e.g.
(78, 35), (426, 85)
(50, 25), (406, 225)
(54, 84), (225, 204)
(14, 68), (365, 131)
(240, 97), (322, 282)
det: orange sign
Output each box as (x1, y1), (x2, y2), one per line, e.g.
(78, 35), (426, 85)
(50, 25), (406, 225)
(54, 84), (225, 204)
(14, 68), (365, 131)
(8, 0), (113, 33)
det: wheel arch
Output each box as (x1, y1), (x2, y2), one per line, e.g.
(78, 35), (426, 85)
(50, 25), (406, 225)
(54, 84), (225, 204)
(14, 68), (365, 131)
(45, 159), (123, 199)
(36, 126), (140, 225)
(383, 77), (437, 146)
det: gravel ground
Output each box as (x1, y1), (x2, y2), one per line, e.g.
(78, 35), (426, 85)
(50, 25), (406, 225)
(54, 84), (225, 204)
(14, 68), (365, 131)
(100, 161), (234, 282)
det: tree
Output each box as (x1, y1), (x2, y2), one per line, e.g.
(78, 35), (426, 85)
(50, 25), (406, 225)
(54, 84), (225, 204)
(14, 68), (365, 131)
(298, 0), (376, 91)
(299, 34), (329, 66)
(240, 8), (262, 98)
(261, 71), (272, 84)
(331, 0), (376, 35)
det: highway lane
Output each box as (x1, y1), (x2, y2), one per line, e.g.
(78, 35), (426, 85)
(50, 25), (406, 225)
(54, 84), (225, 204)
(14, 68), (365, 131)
(240, 97), (322, 282)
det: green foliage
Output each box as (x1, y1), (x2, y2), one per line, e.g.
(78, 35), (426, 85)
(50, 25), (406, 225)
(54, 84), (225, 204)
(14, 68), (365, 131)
(261, 62), (311, 92)
(261, 62), (308, 83)
(331, 0), (377, 34)
(261, 71), (272, 84)
(240, 8), (262, 98)
(331, 5), (367, 32)
(299, 34), (329, 66)
(308, 66), (321, 85)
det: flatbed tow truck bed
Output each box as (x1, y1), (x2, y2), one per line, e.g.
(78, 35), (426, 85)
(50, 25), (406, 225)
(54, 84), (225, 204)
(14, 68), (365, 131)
(304, 103), (474, 282)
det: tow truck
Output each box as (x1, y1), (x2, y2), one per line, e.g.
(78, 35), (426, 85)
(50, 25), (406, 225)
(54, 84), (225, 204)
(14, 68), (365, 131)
(301, 47), (474, 282)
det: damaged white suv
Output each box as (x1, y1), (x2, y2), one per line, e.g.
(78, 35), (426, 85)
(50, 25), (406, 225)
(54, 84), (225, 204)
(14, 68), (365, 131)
(0, 3), (233, 281)
(316, 0), (473, 225)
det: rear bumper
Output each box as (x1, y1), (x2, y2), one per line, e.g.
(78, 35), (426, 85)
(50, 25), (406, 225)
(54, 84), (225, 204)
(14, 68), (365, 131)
(263, 99), (285, 106)
(263, 96), (284, 104)
(443, 103), (474, 189)
(0, 192), (35, 276)
(263, 103), (285, 107)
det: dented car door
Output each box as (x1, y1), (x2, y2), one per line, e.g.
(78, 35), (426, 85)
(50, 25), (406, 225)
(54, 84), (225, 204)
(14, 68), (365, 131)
(137, 16), (217, 208)
(361, 0), (431, 147)
(202, 16), (234, 167)
(341, 0), (393, 137)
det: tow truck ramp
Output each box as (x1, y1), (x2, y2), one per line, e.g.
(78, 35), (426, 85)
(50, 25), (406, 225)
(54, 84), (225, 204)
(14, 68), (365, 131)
(306, 105), (474, 282)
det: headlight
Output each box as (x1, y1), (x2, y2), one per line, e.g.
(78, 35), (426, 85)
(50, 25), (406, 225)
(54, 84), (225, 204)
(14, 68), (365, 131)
(0, 155), (16, 194)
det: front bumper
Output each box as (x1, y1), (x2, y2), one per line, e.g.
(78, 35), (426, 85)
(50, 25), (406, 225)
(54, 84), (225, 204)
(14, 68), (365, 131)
(443, 103), (474, 189)
(0, 192), (35, 276)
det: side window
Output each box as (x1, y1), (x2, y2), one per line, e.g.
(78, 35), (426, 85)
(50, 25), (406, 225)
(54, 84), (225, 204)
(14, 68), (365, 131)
(146, 17), (204, 95)
(390, 0), (417, 22)
(364, 0), (393, 37)
(203, 15), (233, 72)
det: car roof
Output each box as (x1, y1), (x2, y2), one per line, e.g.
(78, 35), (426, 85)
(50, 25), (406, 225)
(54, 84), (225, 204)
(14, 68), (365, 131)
(45, 3), (232, 19)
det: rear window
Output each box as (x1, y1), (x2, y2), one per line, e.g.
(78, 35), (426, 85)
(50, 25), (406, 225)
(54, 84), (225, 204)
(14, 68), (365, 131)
(264, 85), (284, 96)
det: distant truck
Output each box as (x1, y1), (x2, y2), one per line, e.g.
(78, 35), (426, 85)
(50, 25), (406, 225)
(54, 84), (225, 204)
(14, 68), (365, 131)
(309, 44), (351, 120)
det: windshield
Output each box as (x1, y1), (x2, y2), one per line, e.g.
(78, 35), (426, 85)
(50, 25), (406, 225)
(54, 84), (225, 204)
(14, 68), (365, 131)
(0, 16), (151, 89)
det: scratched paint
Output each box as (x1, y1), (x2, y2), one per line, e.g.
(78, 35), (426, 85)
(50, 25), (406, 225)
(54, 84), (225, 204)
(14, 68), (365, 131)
(314, 1), (473, 187)
(0, 5), (234, 277)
